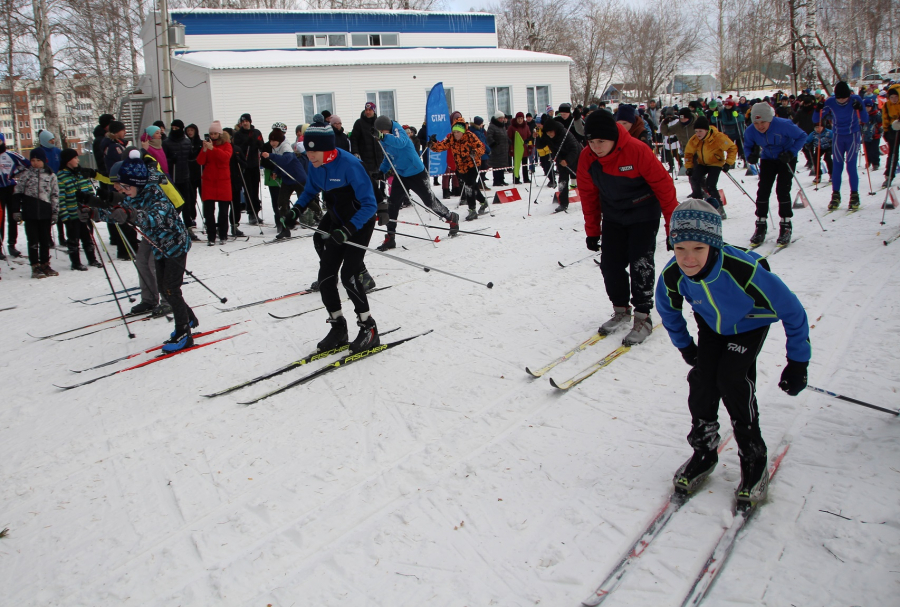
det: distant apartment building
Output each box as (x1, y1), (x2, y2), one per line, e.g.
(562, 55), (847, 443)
(0, 77), (103, 155)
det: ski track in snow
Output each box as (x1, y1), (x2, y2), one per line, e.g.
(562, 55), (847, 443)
(1, 169), (899, 606)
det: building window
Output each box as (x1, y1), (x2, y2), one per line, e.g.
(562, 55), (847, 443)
(303, 93), (334, 123)
(297, 33), (347, 48)
(366, 91), (396, 120)
(526, 86), (550, 117)
(424, 88), (454, 113)
(352, 33), (398, 47)
(486, 87), (512, 117)
(68, 129), (76, 138)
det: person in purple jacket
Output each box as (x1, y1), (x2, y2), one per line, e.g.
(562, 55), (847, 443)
(743, 102), (807, 246)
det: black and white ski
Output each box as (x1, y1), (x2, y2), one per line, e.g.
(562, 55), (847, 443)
(267, 285), (396, 320)
(215, 288), (316, 312)
(239, 330), (433, 405)
(202, 327), (400, 397)
(679, 438), (791, 607)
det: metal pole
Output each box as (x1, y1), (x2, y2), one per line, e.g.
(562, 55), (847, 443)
(158, 0), (174, 123)
(790, 164), (827, 231)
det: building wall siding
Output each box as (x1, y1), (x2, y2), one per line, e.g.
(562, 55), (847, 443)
(174, 60), (570, 131)
(181, 32), (498, 52)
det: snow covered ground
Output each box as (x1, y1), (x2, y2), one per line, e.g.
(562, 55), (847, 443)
(1, 164), (899, 606)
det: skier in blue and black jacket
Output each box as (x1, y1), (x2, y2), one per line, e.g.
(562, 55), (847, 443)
(822, 81), (868, 210)
(656, 198), (810, 508)
(282, 119), (381, 356)
(743, 102), (807, 247)
(372, 115), (459, 251)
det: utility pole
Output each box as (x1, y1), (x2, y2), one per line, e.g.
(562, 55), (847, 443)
(789, 0), (798, 95)
(158, 0), (174, 124)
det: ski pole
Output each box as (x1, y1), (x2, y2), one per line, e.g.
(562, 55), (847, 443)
(373, 226), (436, 243)
(372, 133), (437, 247)
(807, 385), (900, 416)
(91, 219), (135, 301)
(85, 226), (136, 339)
(236, 165), (265, 235)
(128, 223), (228, 303)
(856, 110), (876, 195)
(881, 133), (900, 225)
(790, 164), (827, 231)
(114, 223), (158, 305)
(396, 219), (500, 238)
(723, 170), (757, 204)
(530, 116), (576, 207)
(558, 252), (597, 268)
(296, 220), (494, 289)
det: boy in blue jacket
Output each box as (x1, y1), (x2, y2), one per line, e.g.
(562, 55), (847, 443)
(656, 199), (810, 507)
(804, 124), (833, 184)
(282, 120), (380, 354)
(743, 102), (807, 246)
(372, 115), (459, 250)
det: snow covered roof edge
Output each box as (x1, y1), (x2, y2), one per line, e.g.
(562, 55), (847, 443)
(176, 48), (573, 70)
(170, 8), (496, 17)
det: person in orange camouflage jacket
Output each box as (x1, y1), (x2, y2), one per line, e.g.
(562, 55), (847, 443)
(428, 116), (487, 221)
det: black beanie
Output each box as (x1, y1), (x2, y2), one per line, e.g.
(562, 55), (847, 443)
(60, 148), (79, 168)
(98, 113), (115, 128)
(694, 116), (710, 130)
(109, 120), (126, 134)
(679, 108), (693, 119)
(171, 119), (185, 130)
(834, 81), (852, 98)
(584, 109), (619, 142)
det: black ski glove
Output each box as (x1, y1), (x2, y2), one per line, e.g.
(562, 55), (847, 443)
(77, 167), (97, 179)
(685, 167), (693, 177)
(747, 153), (759, 165)
(585, 235), (600, 251)
(377, 202), (389, 226)
(331, 224), (354, 245)
(852, 100), (862, 110)
(428, 134), (437, 143)
(281, 207), (298, 226)
(370, 170), (385, 182)
(778, 359), (808, 396)
(679, 341), (698, 366)
(777, 151), (794, 165)
(722, 163), (732, 172)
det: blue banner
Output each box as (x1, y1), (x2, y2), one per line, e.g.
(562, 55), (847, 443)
(426, 82), (450, 177)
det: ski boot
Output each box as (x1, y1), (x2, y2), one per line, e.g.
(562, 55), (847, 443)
(828, 190), (841, 210)
(673, 449), (718, 494)
(309, 280), (320, 292)
(376, 234), (396, 251)
(349, 314), (379, 354)
(598, 306), (632, 336)
(749, 219), (767, 246)
(357, 269), (377, 292)
(622, 311), (653, 346)
(31, 265), (46, 279)
(170, 316), (199, 339)
(848, 191), (860, 210)
(442, 188), (451, 200)
(88, 259), (103, 269)
(465, 207), (478, 221)
(317, 314), (349, 352)
(447, 212), (460, 237)
(276, 226), (291, 240)
(776, 220), (792, 246)
(478, 201), (489, 215)
(71, 262), (88, 271)
(162, 324), (194, 353)
(0, 249), (5, 261)
(736, 455), (770, 509)
(8, 244), (22, 258)
(152, 302), (173, 318)
(554, 202), (569, 213)
(188, 228), (201, 242)
(42, 263), (59, 277)
(231, 225), (246, 237)
(130, 301), (156, 315)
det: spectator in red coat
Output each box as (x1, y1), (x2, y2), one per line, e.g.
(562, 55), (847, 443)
(195, 121), (233, 245)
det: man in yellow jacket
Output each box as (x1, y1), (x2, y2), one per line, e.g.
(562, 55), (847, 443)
(684, 116), (736, 218)
(882, 84), (900, 188)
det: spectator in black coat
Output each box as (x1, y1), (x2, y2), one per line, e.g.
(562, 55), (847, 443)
(349, 102), (385, 205)
(163, 119), (198, 236)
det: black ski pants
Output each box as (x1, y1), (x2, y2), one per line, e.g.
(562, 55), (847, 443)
(689, 165), (722, 202)
(24, 218), (52, 266)
(240, 165), (262, 217)
(174, 181), (197, 228)
(316, 214), (375, 316)
(386, 169), (451, 234)
(0, 185), (18, 246)
(756, 158), (795, 219)
(687, 313), (769, 463)
(459, 168), (486, 210)
(155, 253), (195, 329)
(885, 131), (900, 182)
(202, 200), (230, 243)
(599, 218), (659, 314)
(64, 219), (97, 266)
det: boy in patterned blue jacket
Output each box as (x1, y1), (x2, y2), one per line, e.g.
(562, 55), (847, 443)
(804, 124), (834, 184)
(79, 150), (198, 352)
(656, 199), (810, 507)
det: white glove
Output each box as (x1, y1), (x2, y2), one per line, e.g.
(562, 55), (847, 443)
(892, 119), (900, 131)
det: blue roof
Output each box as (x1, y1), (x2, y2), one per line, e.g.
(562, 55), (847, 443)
(170, 9), (496, 36)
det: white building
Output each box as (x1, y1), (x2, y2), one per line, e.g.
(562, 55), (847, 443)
(139, 9), (571, 133)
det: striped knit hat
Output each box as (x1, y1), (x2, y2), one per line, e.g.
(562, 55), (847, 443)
(303, 121), (335, 151)
(669, 198), (723, 250)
